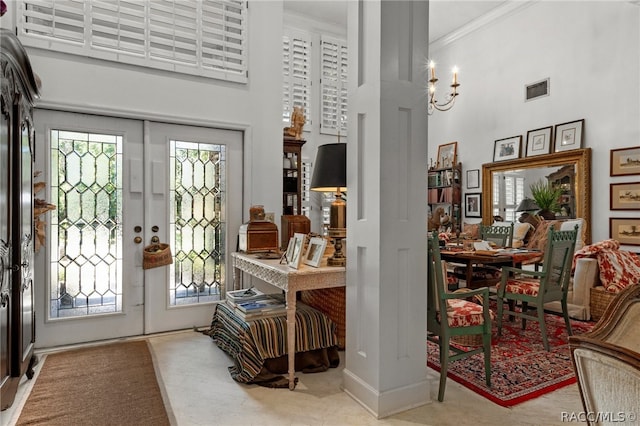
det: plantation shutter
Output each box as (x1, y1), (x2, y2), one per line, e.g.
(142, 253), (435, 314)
(320, 36), (348, 136)
(282, 30), (311, 129)
(18, 0), (247, 83)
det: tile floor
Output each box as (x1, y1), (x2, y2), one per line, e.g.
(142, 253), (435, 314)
(2, 330), (585, 426)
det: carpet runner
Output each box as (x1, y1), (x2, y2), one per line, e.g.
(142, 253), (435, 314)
(427, 310), (594, 407)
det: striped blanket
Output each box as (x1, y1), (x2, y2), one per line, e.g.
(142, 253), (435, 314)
(207, 302), (339, 384)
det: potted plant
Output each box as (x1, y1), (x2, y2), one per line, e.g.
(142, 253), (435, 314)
(529, 180), (563, 220)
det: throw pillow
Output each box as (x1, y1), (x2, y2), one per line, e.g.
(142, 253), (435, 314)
(525, 220), (560, 251)
(560, 219), (585, 251)
(512, 222), (533, 248)
(463, 222), (480, 240)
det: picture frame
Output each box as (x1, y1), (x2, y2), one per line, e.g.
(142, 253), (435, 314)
(610, 146), (640, 177)
(609, 218), (640, 246)
(493, 136), (521, 162)
(466, 169), (480, 189)
(554, 119), (584, 152)
(303, 236), (327, 267)
(610, 182), (640, 210)
(436, 142), (458, 169)
(525, 126), (553, 157)
(465, 193), (482, 218)
(287, 233), (306, 269)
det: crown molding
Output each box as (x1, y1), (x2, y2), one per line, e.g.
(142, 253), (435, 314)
(430, 1), (537, 53)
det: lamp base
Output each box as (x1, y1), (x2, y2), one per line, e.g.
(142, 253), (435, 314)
(328, 227), (346, 267)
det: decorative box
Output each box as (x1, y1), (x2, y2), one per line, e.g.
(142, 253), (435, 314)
(239, 221), (279, 253)
(280, 215), (310, 250)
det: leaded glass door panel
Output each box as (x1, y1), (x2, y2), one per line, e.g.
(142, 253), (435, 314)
(33, 111), (243, 346)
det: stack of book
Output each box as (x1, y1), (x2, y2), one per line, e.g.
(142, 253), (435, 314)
(225, 288), (286, 320)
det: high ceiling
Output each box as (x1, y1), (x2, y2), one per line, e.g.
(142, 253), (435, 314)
(283, 0), (509, 42)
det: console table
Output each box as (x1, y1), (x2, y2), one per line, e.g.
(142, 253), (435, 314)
(231, 252), (346, 389)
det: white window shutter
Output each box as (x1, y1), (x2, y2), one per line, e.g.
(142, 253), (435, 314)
(282, 30), (311, 129)
(18, 0), (247, 83)
(320, 36), (347, 136)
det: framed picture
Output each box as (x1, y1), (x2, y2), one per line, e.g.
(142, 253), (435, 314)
(287, 233), (306, 269)
(610, 146), (640, 176)
(609, 218), (640, 246)
(610, 182), (640, 210)
(526, 126), (553, 157)
(436, 142), (457, 169)
(493, 136), (521, 162)
(554, 119), (584, 152)
(465, 193), (482, 218)
(466, 169), (479, 189)
(303, 237), (327, 267)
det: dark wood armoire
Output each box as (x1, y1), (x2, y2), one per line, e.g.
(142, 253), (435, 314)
(1, 28), (40, 411)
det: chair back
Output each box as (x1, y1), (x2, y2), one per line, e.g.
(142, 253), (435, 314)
(427, 233), (447, 329)
(480, 223), (514, 247)
(539, 225), (578, 300)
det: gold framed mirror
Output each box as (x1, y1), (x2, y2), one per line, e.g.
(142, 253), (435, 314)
(481, 148), (591, 244)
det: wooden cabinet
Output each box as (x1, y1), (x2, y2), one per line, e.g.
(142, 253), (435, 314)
(428, 163), (462, 231)
(547, 164), (575, 219)
(1, 29), (40, 411)
(283, 136), (306, 215)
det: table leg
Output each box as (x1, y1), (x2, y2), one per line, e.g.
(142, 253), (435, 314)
(465, 262), (473, 288)
(286, 289), (297, 390)
(234, 266), (241, 291)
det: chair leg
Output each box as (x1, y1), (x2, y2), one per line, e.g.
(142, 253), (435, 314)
(496, 298), (504, 336)
(438, 337), (449, 402)
(482, 330), (491, 388)
(562, 299), (573, 336)
(521, 301), (528, 330)
(538, 305), (550, 351)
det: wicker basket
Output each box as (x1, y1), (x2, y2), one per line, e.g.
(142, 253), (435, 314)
(300, 288), (345, 349)
(451, 333), (483, 347)
(590, 286), (617, 321)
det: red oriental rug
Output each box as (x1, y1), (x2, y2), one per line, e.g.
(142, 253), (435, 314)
(427, 310), (595, 407)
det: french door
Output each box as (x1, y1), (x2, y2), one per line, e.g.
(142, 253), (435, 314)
(33, 110), (243, 347)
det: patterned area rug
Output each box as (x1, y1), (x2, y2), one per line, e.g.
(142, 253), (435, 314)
(427, 309), (595, 407)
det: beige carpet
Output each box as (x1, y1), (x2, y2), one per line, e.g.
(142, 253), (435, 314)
(16, 340), (173, 426)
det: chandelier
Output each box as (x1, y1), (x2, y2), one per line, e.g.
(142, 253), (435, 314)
(427, 61), (460, 115)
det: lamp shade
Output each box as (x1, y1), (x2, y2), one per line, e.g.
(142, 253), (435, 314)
(310, 143), (346, 192)
(516, 198), (540, 212)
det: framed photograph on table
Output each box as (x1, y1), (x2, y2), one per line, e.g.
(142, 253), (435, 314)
(610, 146), (640, 176)
(610, 182), (640, 210)
(493, 136), (521, 162)
(303, 237), (327, 267)
(465, 193), (482, 218)
(609, 218), (640, 246)
(554, 119), (584, 152)
(466, 169), (480, 189)
(526, 126), (553, 157)
(437, 142), (458, 169)
(287, 233), (306, 269)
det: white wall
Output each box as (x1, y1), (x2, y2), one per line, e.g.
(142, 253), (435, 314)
(428, 1), (640, 247)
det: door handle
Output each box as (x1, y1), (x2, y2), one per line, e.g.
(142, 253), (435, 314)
(134, 236), (142, 244)
(151, 236), (160, 244)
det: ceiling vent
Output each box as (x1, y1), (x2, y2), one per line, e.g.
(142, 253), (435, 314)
(525, 78), (550, 102)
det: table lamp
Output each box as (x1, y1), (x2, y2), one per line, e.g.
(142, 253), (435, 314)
(310, 143), (346, 267)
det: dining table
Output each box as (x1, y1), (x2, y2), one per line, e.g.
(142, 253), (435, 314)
(439, 248), (543, 289)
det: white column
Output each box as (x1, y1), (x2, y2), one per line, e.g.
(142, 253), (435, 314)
(342, 0), (430, 418)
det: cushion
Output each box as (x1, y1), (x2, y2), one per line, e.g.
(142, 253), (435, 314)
(497, 277), (540, 296)
(445, 299), (492, 327)
(525, 220), (560, 251)
(560, 219), (585, 251)
(491, 220), (532, 248)
(463, 222), (480, 240)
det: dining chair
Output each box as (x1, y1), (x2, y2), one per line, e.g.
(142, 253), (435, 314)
(496, 225), (578, 351)
(480, 223), (514, 248)
(427, 233), (492, 401)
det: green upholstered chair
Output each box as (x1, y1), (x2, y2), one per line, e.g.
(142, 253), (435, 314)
(427, 233), (492, 401)
(496, 225), (578, 351)
(479, 223), (514, 248)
